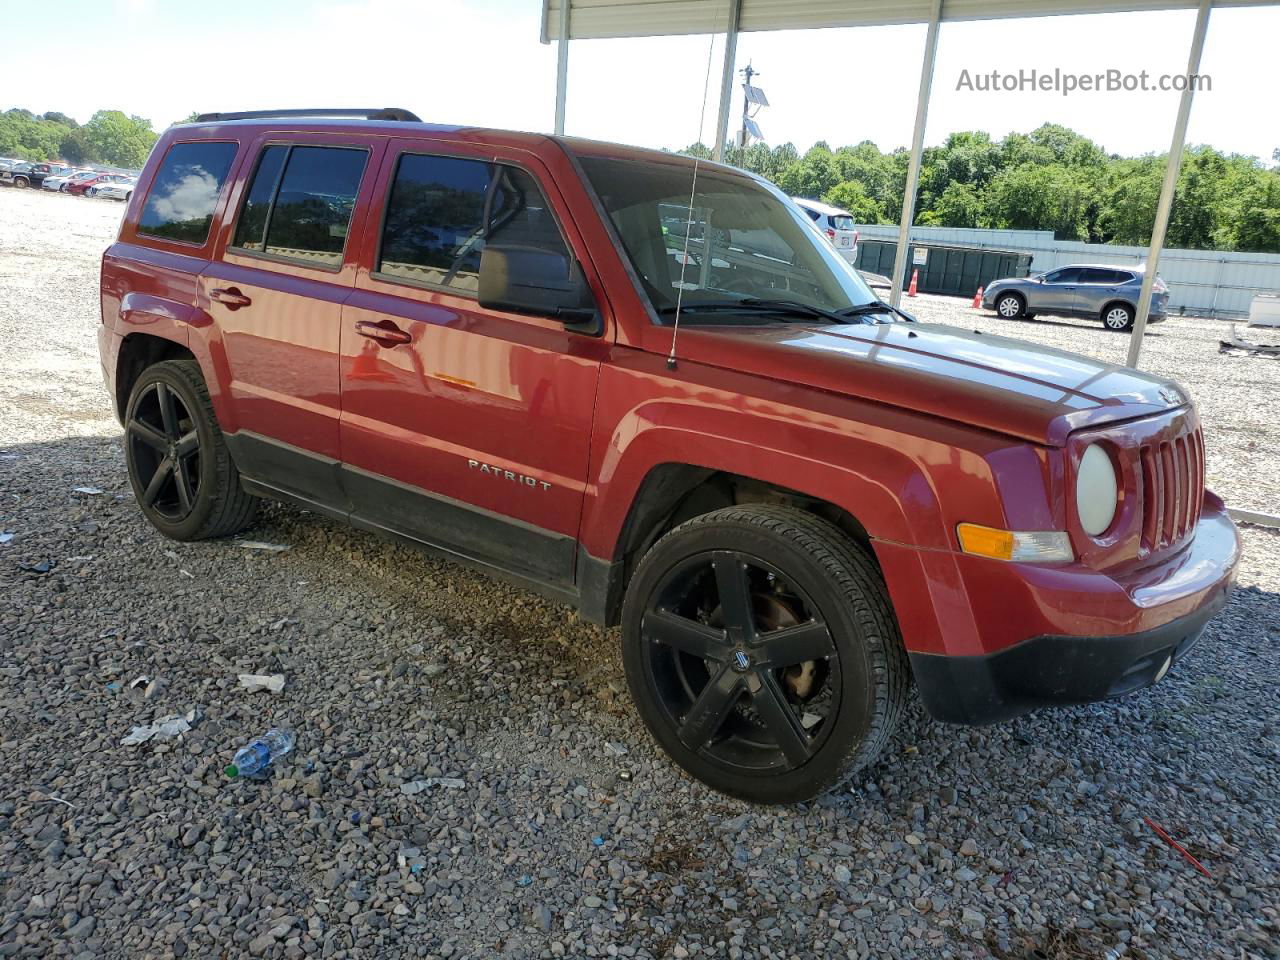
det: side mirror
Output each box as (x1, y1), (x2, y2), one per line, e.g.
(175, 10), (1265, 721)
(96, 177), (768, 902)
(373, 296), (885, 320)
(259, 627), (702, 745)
(478, 244), (597, 327)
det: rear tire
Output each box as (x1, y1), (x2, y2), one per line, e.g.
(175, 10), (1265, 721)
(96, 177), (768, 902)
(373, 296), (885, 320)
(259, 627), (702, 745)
(995, 293), (1024, 319)
(1102, 303), (1135, 332)
(123, 359), (258, 541)
(13, 176), (29, 189)
(621, 504), (910, 804)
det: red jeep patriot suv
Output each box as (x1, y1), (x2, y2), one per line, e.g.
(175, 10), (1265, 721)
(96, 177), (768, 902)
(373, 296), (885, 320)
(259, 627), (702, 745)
(98, 108), (1240, 802)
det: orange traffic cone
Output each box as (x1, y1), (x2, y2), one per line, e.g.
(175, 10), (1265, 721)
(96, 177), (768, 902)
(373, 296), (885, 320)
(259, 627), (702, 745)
(972, 285), (984, 309)
(908, 269), (919, 298)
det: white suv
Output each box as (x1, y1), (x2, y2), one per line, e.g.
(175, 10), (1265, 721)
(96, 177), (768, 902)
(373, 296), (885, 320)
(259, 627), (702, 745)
(792, 197), (859, 265)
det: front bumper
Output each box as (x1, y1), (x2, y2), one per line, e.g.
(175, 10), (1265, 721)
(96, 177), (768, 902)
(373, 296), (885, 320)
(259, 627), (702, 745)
(909, 591), (1225, 725)
(876, 496), (1240, 725)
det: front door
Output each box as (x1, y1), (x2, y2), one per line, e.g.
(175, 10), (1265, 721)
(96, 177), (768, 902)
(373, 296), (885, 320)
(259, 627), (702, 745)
(202, 134), (382, 505)
(339, 140), (608, 588)
(1033, 267), (1082, 314)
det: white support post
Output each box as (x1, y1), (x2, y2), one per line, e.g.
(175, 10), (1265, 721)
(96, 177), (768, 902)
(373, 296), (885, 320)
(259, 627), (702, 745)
(889, 0), (942, 308)
(712, 0), (742, 162)
(554, 0), (571, 135)
(1126, 0), (1212, 368)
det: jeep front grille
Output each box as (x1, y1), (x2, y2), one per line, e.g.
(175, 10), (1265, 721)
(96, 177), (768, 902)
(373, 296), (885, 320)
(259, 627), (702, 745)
(1138, 426), (1204, 552)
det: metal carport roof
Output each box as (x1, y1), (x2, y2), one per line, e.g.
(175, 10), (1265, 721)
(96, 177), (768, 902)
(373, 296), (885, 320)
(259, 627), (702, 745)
(540, 0), (1277, 367)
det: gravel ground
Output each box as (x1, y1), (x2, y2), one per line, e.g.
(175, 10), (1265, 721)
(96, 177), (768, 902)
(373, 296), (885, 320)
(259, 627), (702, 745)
(1, 186), (1277, 960)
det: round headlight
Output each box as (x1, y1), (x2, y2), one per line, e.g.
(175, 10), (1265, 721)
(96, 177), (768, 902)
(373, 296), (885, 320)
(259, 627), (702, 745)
(1076, 444), (1118, 537)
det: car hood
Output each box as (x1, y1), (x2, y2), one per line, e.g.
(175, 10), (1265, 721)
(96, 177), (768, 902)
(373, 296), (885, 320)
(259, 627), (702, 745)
(684, 321), (1188, 446)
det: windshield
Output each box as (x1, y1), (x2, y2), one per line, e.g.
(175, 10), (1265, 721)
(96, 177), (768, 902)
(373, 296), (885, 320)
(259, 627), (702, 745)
(578, 156), (877, 321)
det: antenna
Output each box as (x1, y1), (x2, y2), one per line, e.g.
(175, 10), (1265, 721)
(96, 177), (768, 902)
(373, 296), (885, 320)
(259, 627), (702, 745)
(667, 3), (731, 371)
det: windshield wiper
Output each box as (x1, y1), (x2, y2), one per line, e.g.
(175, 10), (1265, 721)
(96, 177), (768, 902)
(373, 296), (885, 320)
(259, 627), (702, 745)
(836, 300), (914, 323)
(658, 298), (851, 324)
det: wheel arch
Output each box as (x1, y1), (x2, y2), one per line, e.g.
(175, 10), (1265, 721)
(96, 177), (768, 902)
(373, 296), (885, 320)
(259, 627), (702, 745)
(579, 462), (877, 627)
(114, 332), (197, 424)
(1100, 298), (1136, 321)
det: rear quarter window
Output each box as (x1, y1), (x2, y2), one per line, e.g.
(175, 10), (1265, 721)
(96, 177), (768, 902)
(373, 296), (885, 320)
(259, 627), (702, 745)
(136, 141), (239, 244)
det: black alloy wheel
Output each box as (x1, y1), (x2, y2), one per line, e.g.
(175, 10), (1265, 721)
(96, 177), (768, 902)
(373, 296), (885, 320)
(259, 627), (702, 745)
(123, 359), (258, 541)
(622, 505), (910, 803)
(128, 379), (202, 522)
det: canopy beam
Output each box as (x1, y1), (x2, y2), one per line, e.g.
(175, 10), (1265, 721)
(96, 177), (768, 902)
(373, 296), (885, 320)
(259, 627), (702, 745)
(712, 0), (743, 162)
(889, 0), (943, 309)
(1126, 0), (1213, 367)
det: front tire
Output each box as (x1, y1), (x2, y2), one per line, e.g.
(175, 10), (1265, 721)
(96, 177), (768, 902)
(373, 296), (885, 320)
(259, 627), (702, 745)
(123, 359), (258, 541)
(621, 505), (910, 803)
(995, 293), (1025, 319)
(1102, 303), (1135, 332)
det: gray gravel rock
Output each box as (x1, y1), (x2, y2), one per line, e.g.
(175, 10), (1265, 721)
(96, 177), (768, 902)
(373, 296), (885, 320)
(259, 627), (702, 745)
(1, 185), (1277, 960)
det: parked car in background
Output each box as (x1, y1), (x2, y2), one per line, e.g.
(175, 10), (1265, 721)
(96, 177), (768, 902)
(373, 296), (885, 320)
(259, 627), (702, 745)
(792, 197), (859, 265)
(97, 110), (1239, 803)
(43, 170), (92, 193)
(68, 172), (132, 196)
(1, 161), (57, 188)
(90, 177), (138, 201)
(984, 264), (1168, 332)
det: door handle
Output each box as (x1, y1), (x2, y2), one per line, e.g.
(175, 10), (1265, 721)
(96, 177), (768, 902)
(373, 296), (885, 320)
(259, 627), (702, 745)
(355, 319), (412, 346)
(210, 287), (252, 309)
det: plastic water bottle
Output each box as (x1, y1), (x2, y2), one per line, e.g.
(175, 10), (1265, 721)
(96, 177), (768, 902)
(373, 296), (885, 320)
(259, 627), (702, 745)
(225, 728), (295, 778)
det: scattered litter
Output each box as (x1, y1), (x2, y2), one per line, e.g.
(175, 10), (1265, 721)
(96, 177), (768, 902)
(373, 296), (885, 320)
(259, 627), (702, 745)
(64, 555), (95, 563)
(40, 793), (75, 810)
(604, 741), (628, 757)
(225, 727), (296, 779)
(73, 486), (104, 495)
(129, 675), (150, 689)
(238, 673), (286, 694)
(269, 618), (297, 631)
(618, 770), (633, 782)
(19, 560), (54, 574)
(106, 681), (122, 693)
(591, 835), (605, 847)
(800, 712), (823, 730)
(238, 540), (290, 552)
(180, 569), (194, 579)
(164, 550), (179, 560)
(1219, 324), (1280, 358)
(517, 874), (533, 887)
(121, 708), (198, 745)
(1144, 816), (1213, 879)
(400, 777), (465, 795)
(0, 532), (13, 544)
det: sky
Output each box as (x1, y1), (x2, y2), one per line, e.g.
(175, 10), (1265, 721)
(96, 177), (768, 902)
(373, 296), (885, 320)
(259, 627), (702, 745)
(3, 0), (1277, 163)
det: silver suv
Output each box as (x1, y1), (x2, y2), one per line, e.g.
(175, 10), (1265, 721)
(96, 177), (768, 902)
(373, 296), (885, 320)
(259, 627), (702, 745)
(983, 264), (1169, 332)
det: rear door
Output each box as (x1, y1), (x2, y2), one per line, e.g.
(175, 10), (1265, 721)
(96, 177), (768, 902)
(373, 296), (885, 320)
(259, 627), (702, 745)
(201, 134), (383, 506)
(1033, 267), (1082, 314)
(339, 139), (609, 588)
(1077, 267), (1127, 315)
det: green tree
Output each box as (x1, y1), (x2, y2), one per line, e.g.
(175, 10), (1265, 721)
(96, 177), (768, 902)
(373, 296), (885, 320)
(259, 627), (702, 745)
(822, 181), (882, 224)
(920, 182), (987, 228)
(83, 110), (158, 168)
(987, 163), (1093, 239)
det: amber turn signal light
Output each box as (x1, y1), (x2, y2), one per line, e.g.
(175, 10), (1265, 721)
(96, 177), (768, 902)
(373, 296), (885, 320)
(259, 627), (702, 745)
(957, 523), (1073, 564)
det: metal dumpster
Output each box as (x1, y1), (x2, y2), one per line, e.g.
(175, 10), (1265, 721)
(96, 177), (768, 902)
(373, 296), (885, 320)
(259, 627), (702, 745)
(855, 240), (1033, 297)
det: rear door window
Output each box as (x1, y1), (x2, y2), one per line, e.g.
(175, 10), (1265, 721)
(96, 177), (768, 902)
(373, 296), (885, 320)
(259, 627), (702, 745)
(231, 144), (368, 269)
(137, 140), (239, 244)
(376, 154), (568, 294)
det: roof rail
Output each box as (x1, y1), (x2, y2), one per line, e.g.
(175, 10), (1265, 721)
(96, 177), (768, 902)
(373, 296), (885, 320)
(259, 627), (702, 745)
(193, 108), (421, 123)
